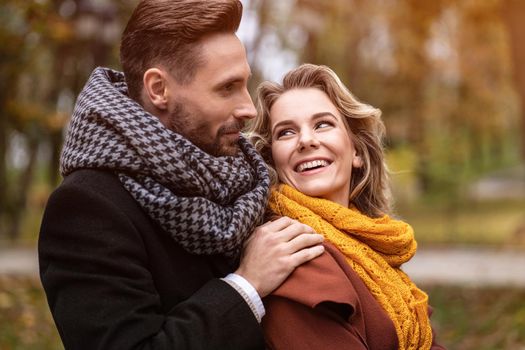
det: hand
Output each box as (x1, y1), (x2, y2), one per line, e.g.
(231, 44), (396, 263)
(235, 216), (324, 297)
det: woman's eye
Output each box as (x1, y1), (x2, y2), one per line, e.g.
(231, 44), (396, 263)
(276, 129), (294, 138)
(316, 121), (334, 129)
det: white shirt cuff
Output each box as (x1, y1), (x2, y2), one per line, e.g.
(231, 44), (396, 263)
(221, 273), (265, 323)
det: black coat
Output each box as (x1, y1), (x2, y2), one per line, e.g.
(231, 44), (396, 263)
(39, 169), (264, 349)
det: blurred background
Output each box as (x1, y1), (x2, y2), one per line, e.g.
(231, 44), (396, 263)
(0, 0), (524, 349)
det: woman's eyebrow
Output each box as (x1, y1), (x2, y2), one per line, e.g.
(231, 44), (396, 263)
(271, 112), (338, 133)
(311, 112), (337, 120)
(272, 119), (294, 133)
(272, 119), (294, 130)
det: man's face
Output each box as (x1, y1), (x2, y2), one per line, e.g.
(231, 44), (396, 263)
(165, 33), (256, 156)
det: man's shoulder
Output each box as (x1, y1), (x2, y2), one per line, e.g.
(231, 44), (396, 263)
(60, 168), (125, 194)
(54, 169), (133, 206)
(46, 169), (150, 228)
(62, 168), (120, 188)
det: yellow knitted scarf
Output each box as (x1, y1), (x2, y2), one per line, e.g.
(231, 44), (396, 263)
(269, 185), (433, 350)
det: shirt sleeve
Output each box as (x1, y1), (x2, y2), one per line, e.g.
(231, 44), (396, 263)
(222, 273), (266, 323)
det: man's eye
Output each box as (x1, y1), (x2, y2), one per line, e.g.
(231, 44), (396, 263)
(223, 83), (235, 92)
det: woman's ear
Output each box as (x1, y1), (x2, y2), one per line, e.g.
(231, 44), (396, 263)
(143, 68), (168, 110)
(352, 155), (363, 168)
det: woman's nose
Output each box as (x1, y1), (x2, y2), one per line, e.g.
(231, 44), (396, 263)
(297, 131), (320, 152)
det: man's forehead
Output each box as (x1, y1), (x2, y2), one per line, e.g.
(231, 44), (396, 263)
(195, 33), (251, 80)
(198, 33), (246, 59)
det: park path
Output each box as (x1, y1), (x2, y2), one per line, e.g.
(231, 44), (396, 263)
(1, 245), (525, 287)
(0, 247), (39, 276)
(403, 246), (525, 287)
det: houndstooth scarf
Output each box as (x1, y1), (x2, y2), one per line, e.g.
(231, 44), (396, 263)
(60, 67), (270, 257)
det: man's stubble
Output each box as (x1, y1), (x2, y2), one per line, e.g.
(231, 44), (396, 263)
(167, 102), (244, 157)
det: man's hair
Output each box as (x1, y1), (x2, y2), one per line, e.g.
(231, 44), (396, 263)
(120, 0), (243, 103)
(246, 64), (391, 218)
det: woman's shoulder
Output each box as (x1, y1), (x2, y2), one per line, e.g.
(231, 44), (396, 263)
(266, 241), (361, 316)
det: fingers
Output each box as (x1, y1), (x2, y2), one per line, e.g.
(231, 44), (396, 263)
(237, 216), (326, 297)
(251, 216), (323, 255)
(278, 221), (317, 242)
(290, 244), (325, 267)
(255, 216), (316, 241)
(287, 231), (324, 255)
(258, 216), (297, 231)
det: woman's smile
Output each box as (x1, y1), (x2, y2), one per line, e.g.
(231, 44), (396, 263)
(295, 159), (332, 173)
(269, 88), (361, 207)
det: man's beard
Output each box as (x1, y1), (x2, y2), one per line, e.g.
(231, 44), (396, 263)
(167, 102), (244, 157)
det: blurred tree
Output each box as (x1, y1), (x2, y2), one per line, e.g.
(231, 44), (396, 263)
(291, 0), (444, 192)
(0, 0), (39, 240)
(388, 0), (445, 193)
(243, 0), (272, 92)
(502, 0), (525, 160)
(259, 0), (521, 197)
(421, 0), (517, 195)
(462, 1), (507, 160)
(0, 0), (135, 241)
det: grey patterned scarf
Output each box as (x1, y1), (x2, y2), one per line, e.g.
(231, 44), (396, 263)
(61, 67), (270, 257)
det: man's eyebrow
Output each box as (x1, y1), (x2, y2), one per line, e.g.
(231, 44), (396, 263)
(213, 72), (252, 90)
(213, 76), (241, 88)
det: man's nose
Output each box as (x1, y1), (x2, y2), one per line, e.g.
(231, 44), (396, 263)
(233, 89), (257, 120)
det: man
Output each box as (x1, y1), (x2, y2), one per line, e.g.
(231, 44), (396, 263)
(38, 1), (324, 349)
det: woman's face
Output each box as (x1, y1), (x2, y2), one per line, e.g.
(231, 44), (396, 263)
(269, 88), (361, 207)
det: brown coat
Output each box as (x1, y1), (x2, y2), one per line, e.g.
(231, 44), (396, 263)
(262, 242), (446, 349)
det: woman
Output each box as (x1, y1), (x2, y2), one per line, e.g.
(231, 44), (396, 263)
(246, 64), (445, 349)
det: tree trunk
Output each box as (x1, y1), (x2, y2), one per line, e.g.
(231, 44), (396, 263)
(502, 0), (525, 161)
(0, 109), (7, 238)
(49, 131), (62, 186)
(397, 0), (440, 193)
(0, 69), (15, 239)
(7, 136), (39, 241)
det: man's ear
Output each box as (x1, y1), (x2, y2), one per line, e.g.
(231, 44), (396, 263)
(143, 68), (169, 110)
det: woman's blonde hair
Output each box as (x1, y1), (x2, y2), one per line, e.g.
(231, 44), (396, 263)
(246, 63), (391, 217)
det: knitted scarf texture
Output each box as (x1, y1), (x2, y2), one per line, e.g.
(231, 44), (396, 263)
(60, 67), (270, 257)
(269, 184), (432, 350)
